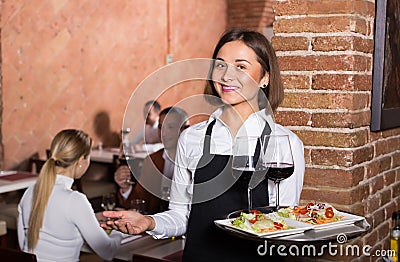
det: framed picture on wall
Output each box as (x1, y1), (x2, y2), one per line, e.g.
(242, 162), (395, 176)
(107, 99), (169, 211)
(371, 0), (400, 131)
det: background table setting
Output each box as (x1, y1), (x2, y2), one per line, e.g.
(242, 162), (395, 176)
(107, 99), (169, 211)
(0, 170), (38, 194)
(91, 147), (149, 164)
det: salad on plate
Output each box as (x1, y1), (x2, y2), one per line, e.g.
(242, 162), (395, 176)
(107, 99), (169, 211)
(231, 209), (292, 233)
(277, 202), (344, 225)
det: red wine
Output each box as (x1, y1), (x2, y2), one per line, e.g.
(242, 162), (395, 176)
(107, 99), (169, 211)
(266, 163), (294, 182)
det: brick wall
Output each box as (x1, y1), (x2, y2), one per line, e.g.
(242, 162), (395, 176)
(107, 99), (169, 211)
(227, 0), (275, 30)
(0, 0), (226, 169)
(271, 0), (400, 260)
(228, 0), (400, 260)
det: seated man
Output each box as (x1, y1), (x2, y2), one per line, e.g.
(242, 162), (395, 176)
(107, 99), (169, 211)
(114, 107), (189, 214)
(132, 100), (163, 153)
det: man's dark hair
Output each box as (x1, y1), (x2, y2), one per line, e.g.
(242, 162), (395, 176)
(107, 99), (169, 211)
(145, 100), (161, 112)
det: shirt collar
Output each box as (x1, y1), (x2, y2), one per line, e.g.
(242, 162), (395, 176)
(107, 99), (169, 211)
(152, 120), (159, 129)
(208, 107), (223, 124)
(55, 174), (74, 189)
(207, 107), (275, 132)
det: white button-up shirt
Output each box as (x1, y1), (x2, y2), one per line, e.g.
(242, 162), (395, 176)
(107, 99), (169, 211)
(149, 108), (305, 239)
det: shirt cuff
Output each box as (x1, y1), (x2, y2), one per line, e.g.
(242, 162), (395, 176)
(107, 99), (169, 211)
(120, 186), (132, 200)
(145, 214), (167, 239)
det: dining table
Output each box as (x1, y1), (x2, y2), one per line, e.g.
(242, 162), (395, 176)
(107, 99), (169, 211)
(81, 232), (185, 262)
(90, 148), (152, 185)
(91, 148), (149, 164)
(80, 212), (184, 261)
(0, 171), (38, 194)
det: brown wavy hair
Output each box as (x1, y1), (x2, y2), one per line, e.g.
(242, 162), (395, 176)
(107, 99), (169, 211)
(204, 28), (283, 111)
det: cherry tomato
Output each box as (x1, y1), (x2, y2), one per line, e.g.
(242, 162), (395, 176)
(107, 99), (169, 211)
(274, 222), (284, 229)
(251, 209), (260, 214)
(325, 207), (334, 218)
(249, 217), (257, 223)
(299, 208), (308, 215)
(306, 202), (314, 209)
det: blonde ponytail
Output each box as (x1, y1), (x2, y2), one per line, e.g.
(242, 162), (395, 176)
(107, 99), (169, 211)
(27, 129), (92, 250)
(27, 158), (57, 250)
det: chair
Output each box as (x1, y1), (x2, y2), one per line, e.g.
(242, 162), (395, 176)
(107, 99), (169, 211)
(28, 152), (46, 174)
(80, 161), (117, 198)
(45, 149), (51, 159)
(0, 220), (7, 247)
(0, 247), (37, 262)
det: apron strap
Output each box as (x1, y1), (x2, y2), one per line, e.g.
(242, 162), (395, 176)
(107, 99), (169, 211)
(203, 119), (216, 155)
(253, 120), (272, 164)
(203, 117), (271, 160)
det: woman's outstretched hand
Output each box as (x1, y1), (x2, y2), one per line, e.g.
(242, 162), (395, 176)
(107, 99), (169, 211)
(100, 210), (155, 235)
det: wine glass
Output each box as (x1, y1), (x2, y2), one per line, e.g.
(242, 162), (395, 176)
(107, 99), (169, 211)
(129, 199), (147, 214)
(118, 154), (136, 185)
(232, 136), (267, 212)
(119, 129), (136, 185)
(101, 193), (116, 211)
(261, 135), (294, 210)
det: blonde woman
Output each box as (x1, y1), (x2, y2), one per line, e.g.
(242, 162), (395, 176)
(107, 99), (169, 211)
(18, 129), (122, 261)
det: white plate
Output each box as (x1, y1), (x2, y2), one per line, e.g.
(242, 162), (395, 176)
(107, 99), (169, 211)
(275, 209), (366, 230)
(310, 211), (366, 230)
(214, 217), (314, 238)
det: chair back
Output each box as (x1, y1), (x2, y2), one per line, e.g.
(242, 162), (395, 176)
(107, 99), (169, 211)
(28, 152), (46, 174)
(0, 247), (37, 262)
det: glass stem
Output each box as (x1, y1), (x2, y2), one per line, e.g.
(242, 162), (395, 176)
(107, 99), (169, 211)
(248, 187), (252, 212)
(275, 181), (280, 210)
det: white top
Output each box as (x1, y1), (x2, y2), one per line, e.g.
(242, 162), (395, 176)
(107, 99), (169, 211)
(18, 175), (122, 262)
(148, 108), (305, 238)
(162, 150), (175, 180)
(131, 122), (162, 153)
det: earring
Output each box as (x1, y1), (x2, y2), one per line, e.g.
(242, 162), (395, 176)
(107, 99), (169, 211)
(262, 84), (268, 89)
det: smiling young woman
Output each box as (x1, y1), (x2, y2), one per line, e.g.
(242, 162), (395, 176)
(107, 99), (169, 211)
(205, 28), (283, 111)
(102, 29), (305, 262)
(212, 41), (268, 108)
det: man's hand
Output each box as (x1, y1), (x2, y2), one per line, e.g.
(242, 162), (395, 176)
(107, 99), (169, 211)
(100, 210), (155, 235)
(114, 166), (132, 192)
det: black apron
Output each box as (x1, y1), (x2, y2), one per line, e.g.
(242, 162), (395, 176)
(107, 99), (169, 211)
(183, 119), (278, 262)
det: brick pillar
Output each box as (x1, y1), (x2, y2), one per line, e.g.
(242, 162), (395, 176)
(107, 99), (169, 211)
(227, 0), (274, 31)
(273, 0), (400, 259)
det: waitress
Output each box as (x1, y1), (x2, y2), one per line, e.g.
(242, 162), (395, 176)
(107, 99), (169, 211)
(103, 29), (305, 261)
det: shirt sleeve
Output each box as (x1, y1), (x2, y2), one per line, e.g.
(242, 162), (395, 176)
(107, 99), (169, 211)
(146, 130), (192, 239)
(268, 126), (305, 206)
(67, 192), (122, 261)
(17, 186), (32, 251)
(142, 143), (164, 153)
(17, 201), (26, 250)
